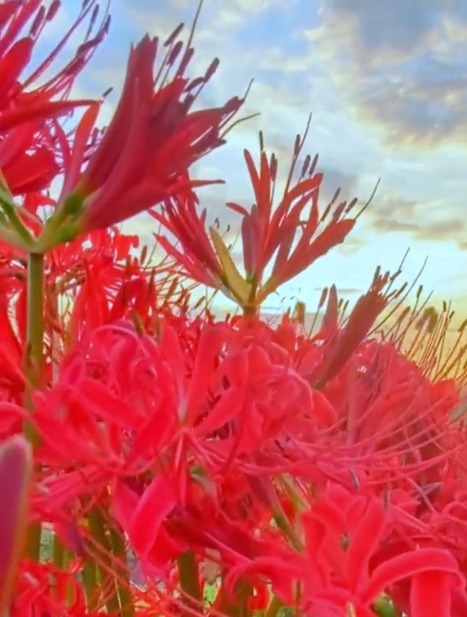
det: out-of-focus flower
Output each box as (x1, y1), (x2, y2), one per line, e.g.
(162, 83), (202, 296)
(0, 435), (32, 617)
(11, 559), (105, 616)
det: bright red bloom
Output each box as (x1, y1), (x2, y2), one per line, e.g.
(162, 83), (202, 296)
(0, 202), (161, 408)
(11, 559), (108, 616)
(0, 0), (109, 196)
(154, 191), (226, 290)
(153, 124), (359, 312)
(3, 3), (467, 617)
(7, 318), (309, 592)
(301, 484), (467, 617)
(51, 21), (244, 239)
(229, 127), (358, 301)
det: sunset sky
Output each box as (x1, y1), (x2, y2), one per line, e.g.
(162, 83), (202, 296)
(41, 0), (467, 315)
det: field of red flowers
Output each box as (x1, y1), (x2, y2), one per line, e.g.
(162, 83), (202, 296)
(2, 2), (467, 616)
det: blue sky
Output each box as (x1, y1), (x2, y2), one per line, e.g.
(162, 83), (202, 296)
(38, 0), (467, 315)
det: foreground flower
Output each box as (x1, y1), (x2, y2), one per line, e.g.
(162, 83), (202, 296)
(301, 484), (467, 617)
(0, 435), (32, 616)
(38, 14), (245, 251)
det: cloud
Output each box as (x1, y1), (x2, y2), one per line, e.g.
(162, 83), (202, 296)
(371, 218), (420, 234)
(366, 191), (467, 244)
(301, 0), (467, 147)
(315, 0), (444, 62)
(318, 166), (359, 204)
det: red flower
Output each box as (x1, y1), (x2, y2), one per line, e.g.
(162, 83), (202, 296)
(153, 123), (359, 312)
(11, 559), (102, 616)
(229, 127), (358, 302)
(154, 191), (226, 290)
(0, 0), (109, 195)
(48, 19), (244, 242)
(301, 484), (467, 617)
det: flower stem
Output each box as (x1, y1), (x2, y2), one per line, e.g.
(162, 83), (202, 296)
(52, 534), (65, 568)
(265, 595), (284, 617)
(25, 252), (45, 412)
(177, 550), (202, 612)
(82, 557), (98, 609)
(24, 252), (45, 560)
(108, 524), (134, 617)
(87, 507), (134, 616)
(242, 305), (258, 318)
(87, 508), (119, 614)
(216, 580), (252, 617)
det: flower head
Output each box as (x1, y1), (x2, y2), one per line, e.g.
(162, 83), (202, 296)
(153, 121), (362, 314)
(0, 0), (109, 195)
(42, 12), (245, 250)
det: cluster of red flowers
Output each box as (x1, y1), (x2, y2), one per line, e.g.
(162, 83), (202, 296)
(1, 2), (467, 617)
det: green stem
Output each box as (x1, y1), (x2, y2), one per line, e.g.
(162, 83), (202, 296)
(26, 524), (42, 562)
(53, 533), (66, 568)
(87, 507), (132, 615)
(177, 550), (202, 612)
(108, 524), (134, 617)
(272, 510), (303, 552)
(265, 595), (284, 617)
(217, 580), (252, 617)
(87, 508), (119, 613)
(242, 304), (259, 318)
(82, 558), (98, 609)
(26, 253), (45, 388)
(24, 252), (45, 560)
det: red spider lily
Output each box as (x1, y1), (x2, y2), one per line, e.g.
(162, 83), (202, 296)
(153, 192), (227, 291)
(24, 320), (284, 493)
(301, 484), (467, 617)
(61, 233), (190, 342)
(11, 559), (105, 616)
(3, 298), (467, 614)
(0, 0), (110, 196)
(215, 280), (461, 497)
(153, 123), (361, 313)
(274, 331), (458, 493)
(10, 560), (174, 617)
(115, 473), (299, 601)
(0, 1), (109, 118)
(0, 122), (59, 195)
(41, 17), (245, 250)
(0, 215), (162, 406)
(231, 126), (359, 303)
(3, 6), (467, 617)
(13, 319), (307, 587)
(302, 268), (404, 389)
(0, 435), (32, 617)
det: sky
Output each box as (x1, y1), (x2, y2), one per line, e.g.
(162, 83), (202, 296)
(36, 0), (467, 316)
